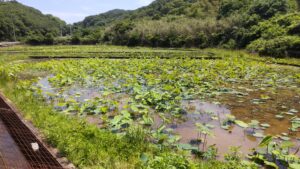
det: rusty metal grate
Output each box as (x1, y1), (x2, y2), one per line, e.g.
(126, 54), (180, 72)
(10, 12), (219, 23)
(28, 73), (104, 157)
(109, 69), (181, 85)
(0, 116), (31, 169)
(0, 98), (10, 109)
(0, 96), (63, 169)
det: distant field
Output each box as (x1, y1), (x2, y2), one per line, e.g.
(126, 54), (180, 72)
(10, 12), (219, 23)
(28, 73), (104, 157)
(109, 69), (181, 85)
(0, 45), (218, 59)
(1, 45), (299, 66)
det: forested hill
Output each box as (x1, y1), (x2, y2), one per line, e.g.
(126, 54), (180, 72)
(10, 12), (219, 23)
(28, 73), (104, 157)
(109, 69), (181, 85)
(1, 0), (299, 57)
(76, 9), (131, 28)
(76, 0), (220, 28)
(0, 1), (66, 43)
(73, 0), (300, 57)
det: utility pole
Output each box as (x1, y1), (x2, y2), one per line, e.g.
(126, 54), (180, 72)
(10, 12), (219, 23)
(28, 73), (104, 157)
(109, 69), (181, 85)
(12, 22), (16, 42)
(10, 14), (17, 42)
(60, 24), (63, 37)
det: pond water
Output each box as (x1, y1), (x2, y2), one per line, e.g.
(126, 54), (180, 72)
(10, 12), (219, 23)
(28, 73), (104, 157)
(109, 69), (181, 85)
(36, 76), (300, 157)
(175, 100), (259, 157)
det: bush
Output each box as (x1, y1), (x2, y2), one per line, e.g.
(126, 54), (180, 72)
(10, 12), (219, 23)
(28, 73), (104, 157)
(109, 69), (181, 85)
(145, 153), (192, 169)
(248, 0), (288, 19)
(218, 0), (246, 18)
(222, 39), (237, 49)
(54, 36), (72, 45)
(247, 36), (300, 57)
(25, 34), (44, 45)
(25, 33), (55, 45)
(80, 36), (99, 45)
(43, 33), (55, 45)
(71, 34), (81, 45)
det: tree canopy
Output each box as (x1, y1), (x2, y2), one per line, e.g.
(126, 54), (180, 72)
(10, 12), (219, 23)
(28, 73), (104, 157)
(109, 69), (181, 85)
(0, 1), (67, 43)
(1, 0), (299, 57)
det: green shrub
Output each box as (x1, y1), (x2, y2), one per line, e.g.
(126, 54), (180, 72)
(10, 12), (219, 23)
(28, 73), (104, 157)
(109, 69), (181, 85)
(54, 36), (72, 45)
(218, 0), (246, 18)
(145, 153), (192, 169)
(247, 36), (300, 57)
(25, 34), (45, 45)
(248, 0), (289, 19)
(71, 34), (81, 44)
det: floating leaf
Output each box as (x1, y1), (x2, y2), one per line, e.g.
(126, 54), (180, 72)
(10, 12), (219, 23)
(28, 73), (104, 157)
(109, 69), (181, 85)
(251, 99), (264, 104)
(235, 120), (249, 128)
(260, 95), (270, 100)
(226, 114), (236, 120)
(289, 109), (298, 113)
(211, 116), (218, 120)
(286, 112), (295, 116)
(275, 115), (284, 119)
(281, 105), (287, 109)
(260, 123), (270, 128)
(249, 120), (260, 129)
(253, 132), (264, 138)
(221, 125), (230, 130)
(177, 143), (198, 151)
(280, 136), (290, 141)
(205, 124), (215, 129)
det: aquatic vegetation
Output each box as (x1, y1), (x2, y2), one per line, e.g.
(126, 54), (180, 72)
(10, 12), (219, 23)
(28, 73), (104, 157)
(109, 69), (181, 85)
(195, 123), (214, 151)
(250, 135), (300, 169)
(0, 46), (299, 168)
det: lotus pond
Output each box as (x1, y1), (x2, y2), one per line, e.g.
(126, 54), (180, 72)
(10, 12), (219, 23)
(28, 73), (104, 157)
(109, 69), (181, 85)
(1, 46), (300, 169)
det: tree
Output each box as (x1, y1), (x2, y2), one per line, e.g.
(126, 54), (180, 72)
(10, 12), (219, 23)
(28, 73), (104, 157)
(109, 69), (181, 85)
(248, 0), (289, 19)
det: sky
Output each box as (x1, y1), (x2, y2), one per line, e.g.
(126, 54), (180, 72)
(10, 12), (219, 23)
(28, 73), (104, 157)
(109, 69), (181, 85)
(17, 0), (154, 24)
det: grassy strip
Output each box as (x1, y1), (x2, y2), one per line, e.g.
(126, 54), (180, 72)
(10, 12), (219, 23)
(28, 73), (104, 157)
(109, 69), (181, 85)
(204, 48), (300, 67)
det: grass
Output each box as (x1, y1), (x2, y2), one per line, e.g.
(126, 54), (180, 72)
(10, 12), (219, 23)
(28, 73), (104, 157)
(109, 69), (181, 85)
(203, 48), (300, 67)
(0, 81), (150, 168)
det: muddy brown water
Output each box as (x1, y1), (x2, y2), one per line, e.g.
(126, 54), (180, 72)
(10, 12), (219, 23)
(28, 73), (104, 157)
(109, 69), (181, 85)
(174, 101), (259, 158)
(37, 77), (300, 158)
(217, 86), (300, 137)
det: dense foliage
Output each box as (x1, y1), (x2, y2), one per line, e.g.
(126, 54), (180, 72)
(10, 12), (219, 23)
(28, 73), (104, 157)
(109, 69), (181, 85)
(247, 13), (300, 57)
(1, 0), (299, 57)
(73, 0), (300, 57)
(0, 1), (68, 44)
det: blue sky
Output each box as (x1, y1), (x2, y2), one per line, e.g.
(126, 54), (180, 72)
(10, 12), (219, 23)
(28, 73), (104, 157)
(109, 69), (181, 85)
(18, 0), (154, 23)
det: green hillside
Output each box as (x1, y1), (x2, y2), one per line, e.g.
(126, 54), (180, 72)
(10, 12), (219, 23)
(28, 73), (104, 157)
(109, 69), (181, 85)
(0, 1), (66, 43)
(76, 0), (221, 27)
(73, 0), (300, 57)
(1, 0), (299, 57)
(76, 9), (130, 28)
